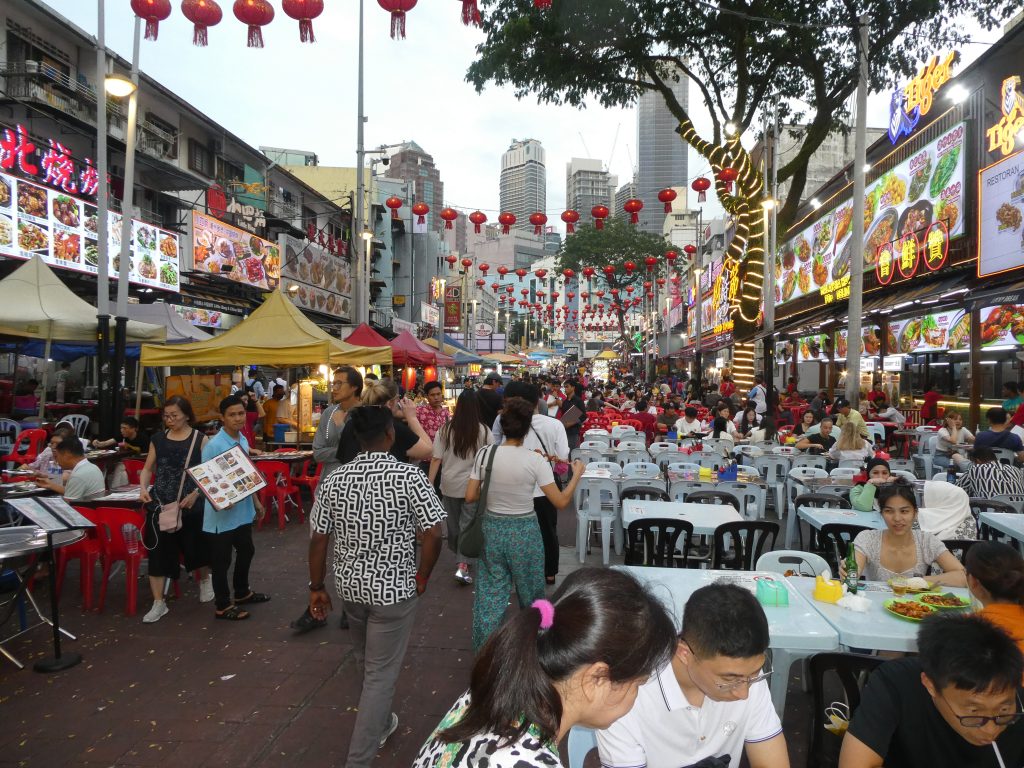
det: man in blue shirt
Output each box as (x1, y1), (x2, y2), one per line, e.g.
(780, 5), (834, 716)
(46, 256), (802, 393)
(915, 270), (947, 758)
(203, 395), (268, 620)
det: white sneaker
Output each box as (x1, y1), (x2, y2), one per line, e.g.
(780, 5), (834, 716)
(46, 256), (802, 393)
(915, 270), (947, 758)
(143, 601), (169, 623)
(454, 564), (473, 585)
(199, 576), (215, 603)
(378, 712), (399, 747)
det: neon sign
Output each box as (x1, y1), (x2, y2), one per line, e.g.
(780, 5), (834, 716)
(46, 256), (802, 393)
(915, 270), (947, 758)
(888, 52), (959, 144)
(986, 76), (1024, 157)
(875, 220), (948, 286)
(0, 123), (100, 199)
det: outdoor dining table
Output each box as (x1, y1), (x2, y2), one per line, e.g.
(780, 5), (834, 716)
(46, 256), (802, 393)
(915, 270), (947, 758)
(801, 477), (855, 491)
(892, 429), (924, 459)
(797, 505), (886, 533)
(621, 498), (742, 535)
(251, 450), (313, 463)
(787, 576), (969, 653)
(979, 511), (1024, 550)
(619, 566), (839, 717)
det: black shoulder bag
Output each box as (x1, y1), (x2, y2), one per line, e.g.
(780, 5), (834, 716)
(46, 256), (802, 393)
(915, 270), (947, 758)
(458, 445), (498, 559)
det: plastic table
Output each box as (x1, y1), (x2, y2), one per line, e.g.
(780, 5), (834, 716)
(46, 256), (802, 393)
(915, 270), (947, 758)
(797, 505), (887, 532)
(787, 577), (969, 653)
(619, 567), (839, 717)
(621, 499), (742, 535)
(979, 512), (1024, 549)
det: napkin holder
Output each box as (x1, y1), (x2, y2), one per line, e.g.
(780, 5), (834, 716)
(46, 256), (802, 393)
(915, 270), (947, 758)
(813, 574), (844, 604)
(719, 464), (738, 481)
(756, 579), (789, 607)
(698, 467), (713, 480)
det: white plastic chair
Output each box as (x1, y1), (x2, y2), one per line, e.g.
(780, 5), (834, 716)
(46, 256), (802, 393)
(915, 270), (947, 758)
(584, 461), (623, 478)
(701, 438), (732, 455)
(615, 439), (648, 452)
(785, 467), (829, 548)
(651, 448), (681, 471)
(718, 481), (766, 520)
(932, 471), (950, 481)
(753, 455), (790, 518)
(994, 494), (1024, 514)
(668, 479), (717, 502)
(611, 425), (639, 439)
(993, 447), (1018, 466)
(583, 428), (610, 438)
(734, 444), (764, 459)
(570, 448), (605, 465)
(579, 440), (612, 452)
(580, 433), (611, 448)
(57, 413), (90, 438)
(619, 479), (669, 500)
(0, 419), (21, 458)
(666, 461), (702, 475)
(913, 433), (939, 479)
(697, 455), (729, 471)
(792, 454), (827, 470)
(567, 726), (598, 768)
(616, 449), (650, 467)
(648, 441), (676, 454)
(891, 470), (918, 483)
(772, 445), (798, 456)
(888, 458), (917, 476)
(756, 549), (831, 578)
(737, 463), (760, 476)
(865, 422), (886, 446)
(621, 461), (661, 478)
(575, 477), (622, 565)
(830, 467), (859, 479)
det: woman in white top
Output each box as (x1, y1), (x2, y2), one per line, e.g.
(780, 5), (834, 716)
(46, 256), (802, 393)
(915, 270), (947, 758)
(828, 420), (874, 463)
(747, 415), (779, 444)
(429, 390), (493, 586)
(465, 397), (585, 651)
(935, 408), (974, 472)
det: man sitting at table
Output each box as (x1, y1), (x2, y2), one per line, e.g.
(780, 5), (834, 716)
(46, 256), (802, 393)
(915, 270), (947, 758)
(871, 396), (906, 427)
(91, 416), (150, 454)
(656, 402), (679, 434)
(34, 436), (105, 500)
(974, 408), (1024, 464)
(674, 406), (704, 438)
(796, 416), (836, 452)
(598, 583), (789, 768)
(834, 397), (869, 440)
(839, 613), (1024, 768)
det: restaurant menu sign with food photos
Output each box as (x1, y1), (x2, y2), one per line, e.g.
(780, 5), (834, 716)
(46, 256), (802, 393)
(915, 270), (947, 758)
(776, 122), (966, 307)
(0, 170), (180, 291)
(977, 305), (1024, 347)
(187, 446), (266, 512)
(887, 311), (970, 354)
(832, 326), (883, 359)
(279, 234), (352, 319)
(190, 212), (280, 290)
(977, 151), (1024, 278)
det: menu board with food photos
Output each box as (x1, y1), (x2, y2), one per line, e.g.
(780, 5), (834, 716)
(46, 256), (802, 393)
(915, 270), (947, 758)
(187, 446), (266, 512)
(190, 211), (280, 289)
(775, 122), (966, 306)
(833, 326), (883, 358)
(978, 151), (1024, 278)
(0, 170), (180, 291)
(164, 374), (233, 423)
(279, 234), (352, 319)
(887, 311), (969, 354)
(977, 305), (1024, 347)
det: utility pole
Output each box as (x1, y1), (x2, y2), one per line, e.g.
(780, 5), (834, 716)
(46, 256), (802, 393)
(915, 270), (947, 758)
(95, 0), (111, 440)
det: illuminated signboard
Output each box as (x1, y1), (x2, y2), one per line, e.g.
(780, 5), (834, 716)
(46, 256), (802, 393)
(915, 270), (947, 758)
(777, 122), (965, 307)
(0, 123), (101, 199)
(977, 150), (1024, 277)
(888, 52), (959, 145)
(986, 76), (1024, 157)
(191, 211), (280, 289)
(978, 305), (1024, 347)
(279, 233), (351, 319)
(888, 311), (969, 354)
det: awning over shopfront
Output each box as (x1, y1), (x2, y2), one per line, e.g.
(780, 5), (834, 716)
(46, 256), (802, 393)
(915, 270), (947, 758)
(140, 289), (391, 367)
(127, 303), (213, 343)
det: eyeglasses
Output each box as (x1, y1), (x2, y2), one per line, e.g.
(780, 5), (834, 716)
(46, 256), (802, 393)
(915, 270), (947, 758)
(686, 644), (772, 691)
(940, 692), (1024, 728)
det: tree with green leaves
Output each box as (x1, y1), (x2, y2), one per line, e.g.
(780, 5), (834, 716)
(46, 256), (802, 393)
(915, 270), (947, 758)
(558, 217), (670, 341)
(468, 0), (1015, 339)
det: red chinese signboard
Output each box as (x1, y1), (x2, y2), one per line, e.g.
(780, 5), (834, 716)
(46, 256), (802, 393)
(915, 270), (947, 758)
(875, 218), (949, 286)
(0, 123), (102, 199)
(444, 284), (461, 329)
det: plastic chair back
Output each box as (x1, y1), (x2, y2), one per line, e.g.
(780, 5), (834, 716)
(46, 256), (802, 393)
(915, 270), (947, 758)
(697, 455), (729, 471)
(735, 445), (764, 458)
(620, 483), (670, 502)
(123, 458), (145, 485)
(736, 463), (760, 476)
(711, 520), (779, 570)
(943, 538), (981, 564)
(755, 549), (831, 578)
(56, 413), (90, 438)
(887, 458), (916, 475)
(771, 445), (798, 455)
(792, 454), (828, 470)
(610, 425), (638, 439)
(789, 466), (829, 480)
(819, 523), (870, 572)
(994, 494), (1024, 514)
(830, 467), (859, 479)
(1, 428), (48, 465)
(621, 461), (661, 478)
(891, 470), (918, 483)
(90, 506), (144, 615)
(615, 450), (649, 467)
(754, 455), (790, 483)
(808, 653), (884, 768)
(585, 461), (622, 478)
(577, 477), (620, 518)
(615, 439), (647, 452)
(717, 481), (766, 520)
(571, 448), (606, 465)
(795, 493), (852, 510)
(993, 447), (1018, 466)
(567, 726), (598, 768)
(687, 490), (741, 509)
(625, 518), (693, 567)
(668, 480), (717, 502)
(580, 439), (611, 451)
(649, 441), (675, 454)
(666, 461), (702, 475)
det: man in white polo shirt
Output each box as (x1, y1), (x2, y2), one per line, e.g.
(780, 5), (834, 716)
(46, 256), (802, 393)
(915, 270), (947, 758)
(597, 582), (789, 768)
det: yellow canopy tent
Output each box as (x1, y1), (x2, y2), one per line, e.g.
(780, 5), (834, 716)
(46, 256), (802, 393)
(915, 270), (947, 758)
(482, 353), (523, 365)
(140, 289), (392, 367)
(595, 350), (619, 360)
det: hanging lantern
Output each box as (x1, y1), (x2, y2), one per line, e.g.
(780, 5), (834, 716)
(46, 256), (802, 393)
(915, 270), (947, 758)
(497, 265), (509, 279)
(563, 268), (575, 280)
(665, 249), (678, 264)
(461, 257), (473, 269)
(610, 288), (620, 296)
(591, 204), (609, 229)
(377, 0), (417, 39)
(602, 265), (615, 277)
(458, 0), (481, 26)
(623, 198), (643, 224)
(535, 269), (547, 279)
(515, 268), (528, 278)
(181, 0), (223, 46)
(623, 286), (632, 295)
(476, 278), (486, 287)
(506, 285), (514, 293)
(643, 281), (653, 290)
(529, 211), (547, 235)
(445, 254), (458, 268)
(644, 256), (658, 272)
(551, 292), (560, 301)
(469, 210), (487, 233)
(657, 188), (677, 213)
(423, 365), (438, 383)
(498, 211), (516, 234)
(491, 282), (499, 293)
(561, 209), (580, 234)
(691, 176), (711, 203)
(479, 263), (490, 275)
(624, 261), (637, 274)
(132, 0), (173, 40)
(582, 266), (595, 281)
(233, 0), (275, 47)
(402, 366), (417, 392)
(385, 195), (403, 219)
(717, 167), (739, 193)
(671, 274), (682, 284)
(412, 202), (429, 224)
(440, 207), (458, 229)
(683, 243), (697, 257)
(567, 291), (575, 300)
(656, 277), (666, 287)
(595, 289), (605, 298)
(521, 289), (529, 297)
(580, 291), (589, 300)
(282, 0), (323, 42)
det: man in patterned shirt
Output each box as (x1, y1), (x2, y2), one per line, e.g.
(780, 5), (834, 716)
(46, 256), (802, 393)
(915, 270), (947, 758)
(416, 381), (450, 443)
(956, 447), (1024, 498)
(308, 404), (446, 768)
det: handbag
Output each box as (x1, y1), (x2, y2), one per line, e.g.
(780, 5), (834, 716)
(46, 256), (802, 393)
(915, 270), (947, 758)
(531, 427), (568, 490)
(458, 444), (498, 559)
(156, 430), (199, 533)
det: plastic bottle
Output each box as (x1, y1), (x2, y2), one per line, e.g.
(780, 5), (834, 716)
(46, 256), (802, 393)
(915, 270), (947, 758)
(48, 460), (61, 484)
(946, 465), (956, 484)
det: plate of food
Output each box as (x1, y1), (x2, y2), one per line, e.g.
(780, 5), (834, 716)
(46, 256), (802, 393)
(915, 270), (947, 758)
(875, 171), (908, 209)
(137, 252), (158, 280)
(52, 195), (81, 228)
(0, 177), (10, 209)
(930, 145), (961, 198)
(947, 310), (969, 350)
(897, 199), (932, 240)
(814, 215), (834, 255)
(782, 271), (797, 302)
(907, 152), (932, 201)
(795, 236), (811, 263)
(918, 592), (970, 610)
(159, 236), (177, 258)
(83, 241), (99, 267)
(832, 240), (851, 281)
(884, 599), (937, 622)
(160, 262), (178, 286)
(888, 576), (934, 593)
(979, 305), (1014, 346)
(812, 253), (829, 287)
(17, 183), (47, 219)
(135, 225), (157, 251)
(863, 327), (882, 355)
(0, 214), (12, 247)
(18, 221), (48, 253)
(797, 265), (811, 294)
(898, 319), (922, 353)
(935, 198), (960, 233)
(834, 205), (853, 243)
(864, 208), (898, 266)
(53, 231), (81, 262)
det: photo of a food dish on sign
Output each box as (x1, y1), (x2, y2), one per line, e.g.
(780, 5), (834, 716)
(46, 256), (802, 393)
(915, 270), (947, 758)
(977, 305), (1024, 347)
(279, 234), (352, 320)
(776, 122), (966, 307)
(887, 311), (970, 354)
(977, 150), (1024, 278)
(190, 211), (280, 289)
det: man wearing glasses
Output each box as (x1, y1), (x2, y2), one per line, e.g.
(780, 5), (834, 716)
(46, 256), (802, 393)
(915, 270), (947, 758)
(597, 583), (789, 768)
(840, 613), (1024, 768)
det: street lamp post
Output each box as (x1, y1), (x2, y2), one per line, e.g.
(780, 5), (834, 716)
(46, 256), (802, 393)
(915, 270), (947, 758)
(94, 0), (111, 440)
(354, 0), (368, 325)
(436, 277), (446, 357)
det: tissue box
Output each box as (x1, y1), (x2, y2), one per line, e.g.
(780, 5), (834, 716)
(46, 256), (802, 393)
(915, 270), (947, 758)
(756, 579), (789, 607)
(813, 576), (844, 603)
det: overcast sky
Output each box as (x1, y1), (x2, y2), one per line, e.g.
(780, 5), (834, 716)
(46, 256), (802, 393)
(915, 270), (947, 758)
(42, 1), (1003, 231)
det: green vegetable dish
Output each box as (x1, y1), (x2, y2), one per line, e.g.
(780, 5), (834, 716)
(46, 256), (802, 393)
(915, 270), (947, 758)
(930, 146), (960, 198)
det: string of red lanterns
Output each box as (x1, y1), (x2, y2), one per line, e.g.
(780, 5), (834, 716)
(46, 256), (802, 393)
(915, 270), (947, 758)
(181, 0), (223, 46)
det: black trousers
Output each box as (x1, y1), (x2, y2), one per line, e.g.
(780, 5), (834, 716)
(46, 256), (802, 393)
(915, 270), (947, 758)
(533, 494), (559, 578)
(206, 523), (255, 610)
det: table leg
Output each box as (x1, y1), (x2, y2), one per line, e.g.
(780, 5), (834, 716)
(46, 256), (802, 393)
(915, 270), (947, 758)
(769, 648), (810, 719)
(32, 538), (81, 673)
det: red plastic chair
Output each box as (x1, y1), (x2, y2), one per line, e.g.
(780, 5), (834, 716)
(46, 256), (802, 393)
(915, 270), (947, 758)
(256, 461), (304, 530)
(89, 506), (145, 616)
(0, 428), (48, 468)
(292, 460), (322, 498)
(123, 458), (145, 485)
(55, 507), (103, 611)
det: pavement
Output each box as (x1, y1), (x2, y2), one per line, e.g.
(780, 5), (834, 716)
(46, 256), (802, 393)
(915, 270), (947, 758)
(0, 505), (813, 768)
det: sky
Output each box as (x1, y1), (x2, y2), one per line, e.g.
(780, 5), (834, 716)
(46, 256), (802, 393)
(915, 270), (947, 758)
(41, 1), (1005, 232)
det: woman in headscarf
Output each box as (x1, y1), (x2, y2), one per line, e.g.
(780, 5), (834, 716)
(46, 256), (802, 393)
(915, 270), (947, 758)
(917, 480), (977, 541)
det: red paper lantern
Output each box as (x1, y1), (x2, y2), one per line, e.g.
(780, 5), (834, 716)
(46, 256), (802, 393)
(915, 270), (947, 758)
(563, 268), (575, 280)
(591, 204), (609, 229)
(529, 211), (547, 235)
(624, 261), (637, 274)
(535, 269), (547, 279)
(610, 288), (620, 296)
(461, 257), (473, 269)
(623, 198), (643, 224)
(551, 292), (560, 301)
(665, 250), (678, 263)
(385, 195), (403, 219)
(657, 188), (677, 213)
(233, 0), (275, 47)
(469, 210), (487, 233)
(515, 268), (528, 278)
(476, 278), (486, 287)
(645, 292), (654, 300)
(561, 209), (580, 233)
(132, 0), (172, 40)
(445, 255), (458, 268)
(582, 266), (595, 279)
(497, 265), (509, 279)
(602, 265), (615, 276)
(643, 281), (653, 290)
(521, 289), (529, 297)
(656, 277), (666, 287)
(181, 0), (223, 46)
(691, 176), (711, 202)
(506, 285), (514, 293)
(378, 0), (417, 38)
(491, 282), (499, 292)
(717, 167), (739, 193)
(478, 263), (490, 275)
(440, 207), (458, 229)
(644, 256), (658, 272)
(498, 211), (516, 234)
(580, 291), (589, 300)
(282, 0), (323, 42)
(402, 366), (417, 392)
(458, 0), (481, 26)
(567, 292), (575, 300)
(622, 286), (631, 294)
(595, 290), (605, 298)
(683, 244), (697, 257)
(412, 202), (429, 224)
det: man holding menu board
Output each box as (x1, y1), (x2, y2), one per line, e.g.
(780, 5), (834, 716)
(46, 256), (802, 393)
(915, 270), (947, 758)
(202, 395), (269, 621)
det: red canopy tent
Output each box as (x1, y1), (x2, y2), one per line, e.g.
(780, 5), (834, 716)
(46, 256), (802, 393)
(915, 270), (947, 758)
(344, 323), (392, 350)
(390, 330), (456, 367)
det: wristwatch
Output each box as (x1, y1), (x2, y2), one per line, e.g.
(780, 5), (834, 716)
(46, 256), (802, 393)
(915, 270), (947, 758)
(308, 581), (325, 591)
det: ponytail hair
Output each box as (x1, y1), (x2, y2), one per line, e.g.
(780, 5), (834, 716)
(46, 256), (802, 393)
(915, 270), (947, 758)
(966, 541), (1024, 606)
(360, 377), (399, 406)
(439, 567), (676, 746)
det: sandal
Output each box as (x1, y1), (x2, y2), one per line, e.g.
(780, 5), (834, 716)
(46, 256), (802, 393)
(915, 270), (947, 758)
(215, 605), (250, 621)
(236, 591), (271, 604)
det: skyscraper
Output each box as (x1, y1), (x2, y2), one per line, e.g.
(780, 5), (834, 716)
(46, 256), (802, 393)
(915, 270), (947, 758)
(635, 73), (689, 234)
(614, 179), (637, 222)
(565, 158), (617, 219)
(500, 139), (546, 232)
(384, 141), (444, 232)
